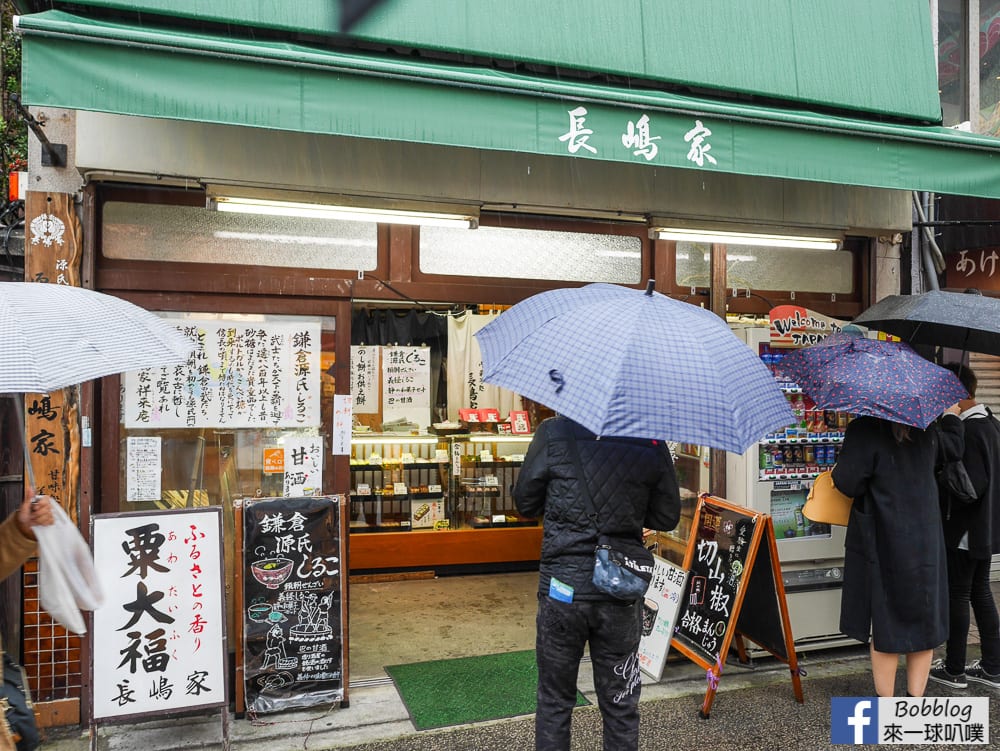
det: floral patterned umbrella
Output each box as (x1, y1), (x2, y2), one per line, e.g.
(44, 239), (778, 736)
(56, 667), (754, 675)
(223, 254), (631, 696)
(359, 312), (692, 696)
(775, 332), (968, 429)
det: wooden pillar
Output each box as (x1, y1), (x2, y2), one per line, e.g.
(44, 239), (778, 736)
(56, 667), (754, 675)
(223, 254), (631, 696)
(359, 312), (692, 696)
(21, 190), (83, 724)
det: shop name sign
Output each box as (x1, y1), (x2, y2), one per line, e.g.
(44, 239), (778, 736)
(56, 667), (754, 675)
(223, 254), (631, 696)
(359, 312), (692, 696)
(944, 248), (1000, 291)
(558, 105), (718, 167)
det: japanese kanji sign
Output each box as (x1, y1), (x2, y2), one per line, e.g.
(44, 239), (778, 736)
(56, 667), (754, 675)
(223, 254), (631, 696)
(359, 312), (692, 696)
(92, 508), (227, 720)
(122, 316), (321, 429)
(944, 247), (1000, 291)
(381, 345), (431, 428)
(670, 495), (802, 718)
(242, 496), (345, 713)
(350, 345), (380, 415)
(637, 556), (688, 681)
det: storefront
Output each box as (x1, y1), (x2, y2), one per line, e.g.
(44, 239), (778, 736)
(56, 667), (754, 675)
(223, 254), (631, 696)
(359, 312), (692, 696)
(10, 0), (1000, 727)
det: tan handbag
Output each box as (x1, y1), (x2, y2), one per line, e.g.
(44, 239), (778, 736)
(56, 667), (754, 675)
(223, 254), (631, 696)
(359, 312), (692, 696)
(803, 469), (853, 526)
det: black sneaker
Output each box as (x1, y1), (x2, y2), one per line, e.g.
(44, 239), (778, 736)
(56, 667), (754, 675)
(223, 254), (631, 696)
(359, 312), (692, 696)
(965, 660), (1000, 688)
(929, 659), (967, 689)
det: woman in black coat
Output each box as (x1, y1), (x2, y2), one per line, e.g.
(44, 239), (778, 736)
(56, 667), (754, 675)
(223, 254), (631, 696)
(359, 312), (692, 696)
(831, 415), (956, 697)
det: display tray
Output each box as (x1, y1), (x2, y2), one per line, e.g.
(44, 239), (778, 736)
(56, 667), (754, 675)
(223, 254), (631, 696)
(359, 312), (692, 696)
(458, 486), (502, 495)
(349, 518), (412, 532)
(349, 460), (449, 469)
(428, 424), (466, 436)
(458, 460), (522, 469)
(463, 514), (537, 528)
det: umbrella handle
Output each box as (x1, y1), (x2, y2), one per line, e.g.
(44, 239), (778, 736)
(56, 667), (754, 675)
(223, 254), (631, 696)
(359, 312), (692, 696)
(12, 397), (37, 495)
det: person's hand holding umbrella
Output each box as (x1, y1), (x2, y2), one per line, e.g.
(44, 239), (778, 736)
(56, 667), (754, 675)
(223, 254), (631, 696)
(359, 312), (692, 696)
(14, 494), (54, 540)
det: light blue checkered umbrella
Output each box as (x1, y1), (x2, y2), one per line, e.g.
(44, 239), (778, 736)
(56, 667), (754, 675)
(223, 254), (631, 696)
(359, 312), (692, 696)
(475, 282), (794, 453)
(1, 282), (193, 490)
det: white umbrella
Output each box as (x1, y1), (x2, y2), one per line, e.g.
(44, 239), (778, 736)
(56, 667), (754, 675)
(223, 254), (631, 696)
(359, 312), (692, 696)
(1, 282), (192, 487)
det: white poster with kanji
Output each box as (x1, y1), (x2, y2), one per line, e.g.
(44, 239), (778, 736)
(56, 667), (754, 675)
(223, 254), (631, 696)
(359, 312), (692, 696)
(122, 315), (321, 429)
(350, 345), (380, 415)
(92, 509), (227, 719)
(381, 346), (431, 428)
(637, 556), (689, 680)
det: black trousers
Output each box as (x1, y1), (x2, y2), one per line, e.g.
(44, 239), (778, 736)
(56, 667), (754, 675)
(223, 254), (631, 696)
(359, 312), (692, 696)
(534, 593), (642, 751)
(944, 547), (1000, 675)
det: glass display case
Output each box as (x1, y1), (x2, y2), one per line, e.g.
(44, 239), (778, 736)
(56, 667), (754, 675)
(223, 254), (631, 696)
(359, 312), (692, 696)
(448, 433), (536, 529)
(349, 434), (450, 532)
(348, 432), (537, 532)
(656, 442), (708, 566)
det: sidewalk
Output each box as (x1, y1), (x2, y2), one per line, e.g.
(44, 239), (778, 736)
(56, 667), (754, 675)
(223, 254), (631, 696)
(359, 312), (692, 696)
(34, 643), (934, 750)
(39, 579), (1000, 750)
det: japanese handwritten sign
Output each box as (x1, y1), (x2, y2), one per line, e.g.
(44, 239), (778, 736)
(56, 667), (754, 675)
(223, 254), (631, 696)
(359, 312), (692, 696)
(381, 346), (431, 428)
(637, 556), (688, 680)
(674, 500), (757, 666)
(282, 436), (323, 497)
(945, 248), (1000, 291)
(122, 316), (321, 429)
(350, 346), (380, 415)
(242, 497), (344, 713)
(92, 509), (226, 719)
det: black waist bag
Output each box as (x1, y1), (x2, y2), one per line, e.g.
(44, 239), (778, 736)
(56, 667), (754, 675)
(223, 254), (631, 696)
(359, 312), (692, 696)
(2, 653), (39, 751)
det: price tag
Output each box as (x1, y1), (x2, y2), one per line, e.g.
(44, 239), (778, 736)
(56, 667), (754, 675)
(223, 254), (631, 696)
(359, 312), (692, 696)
(479, 450), (494, 462)
(428, 484), (442, 494)
(492, 514), (506, 524)
(435, 449), (450, 463)
(484, 475), (500, 487)
(393, 482), (408, 495)
(357, 483), (371, 496)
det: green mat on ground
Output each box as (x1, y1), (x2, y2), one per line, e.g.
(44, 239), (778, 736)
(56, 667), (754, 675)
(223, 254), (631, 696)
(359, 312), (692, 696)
(384, 649), (589, 731)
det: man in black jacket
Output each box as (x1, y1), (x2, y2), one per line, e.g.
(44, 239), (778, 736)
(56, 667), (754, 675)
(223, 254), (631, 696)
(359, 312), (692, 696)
(930, 364), (1000, 690)
(514, 415), (680, 751)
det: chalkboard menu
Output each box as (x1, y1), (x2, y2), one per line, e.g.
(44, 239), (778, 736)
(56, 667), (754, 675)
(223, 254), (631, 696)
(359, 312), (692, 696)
(674, 498), (759, 666)
(671, 495), (802, 718)
(242, 496), (344, 714)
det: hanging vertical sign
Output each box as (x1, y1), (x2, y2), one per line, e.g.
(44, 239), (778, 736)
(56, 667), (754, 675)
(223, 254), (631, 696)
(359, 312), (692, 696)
(91, 508), (227, 720)
(242, 496), (345, 713)
(350, 345), (380, 415)
(122, 316), (321, 429)
(23, 191), (83, 518)
(381, 345), (431, 428)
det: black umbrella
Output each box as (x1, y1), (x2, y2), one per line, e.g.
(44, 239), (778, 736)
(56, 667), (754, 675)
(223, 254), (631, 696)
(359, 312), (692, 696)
(851, 289), (1000, 357)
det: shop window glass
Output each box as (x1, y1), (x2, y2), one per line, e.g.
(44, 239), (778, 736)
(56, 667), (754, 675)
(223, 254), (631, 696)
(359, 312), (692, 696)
(981, 1), (1000, 135)
(674, 242), (853, 294)
(117, 312), (336, 638)
(418, 225), (642, 283)
(118, 312), (335, 515)
(103, 201), (378, 270)
(939, 0), (969, 127)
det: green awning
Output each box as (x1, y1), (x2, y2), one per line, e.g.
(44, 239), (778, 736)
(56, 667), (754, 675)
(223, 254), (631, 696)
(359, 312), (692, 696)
(17, 10), (1000, 199)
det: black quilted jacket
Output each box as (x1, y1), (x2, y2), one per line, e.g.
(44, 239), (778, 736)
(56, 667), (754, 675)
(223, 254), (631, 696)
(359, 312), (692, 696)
(514, 416), (681, 600)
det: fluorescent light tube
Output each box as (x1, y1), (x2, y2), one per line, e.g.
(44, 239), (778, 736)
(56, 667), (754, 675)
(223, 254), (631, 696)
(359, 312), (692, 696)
(652, 227), (840, 250)
(209, 196), (478, 229)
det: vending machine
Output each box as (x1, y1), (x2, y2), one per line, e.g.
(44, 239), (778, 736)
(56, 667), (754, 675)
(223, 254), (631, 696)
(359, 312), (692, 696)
(727, 324), (855, 652)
